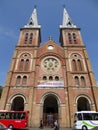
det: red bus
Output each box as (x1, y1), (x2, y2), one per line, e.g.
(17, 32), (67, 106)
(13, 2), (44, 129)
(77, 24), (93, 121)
(0, 110), (29, 129)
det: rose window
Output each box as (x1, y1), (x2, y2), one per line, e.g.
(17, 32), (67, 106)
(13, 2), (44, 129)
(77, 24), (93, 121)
(42, 58), (60, 72)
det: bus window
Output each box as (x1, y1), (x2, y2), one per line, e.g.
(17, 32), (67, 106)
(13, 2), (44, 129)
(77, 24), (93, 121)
(77, 113), (82, 120)
(20, 112), (25, 119)
(95, 115), (98, 120)
(83, 113), (92, 120)
(5, 113), (10, 119)
(0, 113), (5, 119)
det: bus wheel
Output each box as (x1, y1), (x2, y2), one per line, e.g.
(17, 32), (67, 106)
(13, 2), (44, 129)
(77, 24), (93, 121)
(8, 125), (13, 129)
(82, 126), (88, 130)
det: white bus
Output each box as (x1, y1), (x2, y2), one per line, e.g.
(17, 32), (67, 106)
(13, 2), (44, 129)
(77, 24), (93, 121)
(73, 111), (98, 130)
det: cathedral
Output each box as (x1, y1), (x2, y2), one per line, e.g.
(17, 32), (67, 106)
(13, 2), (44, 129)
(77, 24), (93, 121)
(0, 7), (98, 128)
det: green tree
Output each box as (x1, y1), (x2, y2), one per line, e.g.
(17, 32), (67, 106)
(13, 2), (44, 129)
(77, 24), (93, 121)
(0, 86), (3, 98)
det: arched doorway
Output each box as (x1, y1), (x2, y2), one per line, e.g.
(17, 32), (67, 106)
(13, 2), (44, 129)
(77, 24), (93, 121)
(11, 96), (24, 111)
(77, 97), (91, 111)
(43, 95), (58, 126)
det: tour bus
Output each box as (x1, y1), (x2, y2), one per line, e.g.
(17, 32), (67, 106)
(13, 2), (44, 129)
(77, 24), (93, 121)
(0, 110), (29, 129)
(73, 111), (98, 130)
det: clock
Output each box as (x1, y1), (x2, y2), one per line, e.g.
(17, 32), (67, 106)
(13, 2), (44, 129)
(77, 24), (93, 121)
(48, 45), (54, 50)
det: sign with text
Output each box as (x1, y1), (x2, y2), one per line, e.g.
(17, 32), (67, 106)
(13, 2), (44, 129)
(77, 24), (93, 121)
(37, 80), (64, 87)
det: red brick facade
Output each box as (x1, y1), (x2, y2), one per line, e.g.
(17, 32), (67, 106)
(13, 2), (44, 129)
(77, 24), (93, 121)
(0, 8), (98, 128)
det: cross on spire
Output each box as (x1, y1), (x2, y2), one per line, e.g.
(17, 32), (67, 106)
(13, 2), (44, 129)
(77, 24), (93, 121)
(49, 36), (53, 40)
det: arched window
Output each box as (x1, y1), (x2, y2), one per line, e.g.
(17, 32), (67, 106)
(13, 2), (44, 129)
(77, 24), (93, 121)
(75, 76), (79, 86)
(24, 33), (28, 44)
(55, 76), (59, 81)
(29, 33), (33, 44)
(43, 76), (47, 80)
(77, 97), (90, 111)
(81, 76), (86, 86)
(24, 59), (29, 71)
(49, 76), (53, 81)
(72, 59), (77, 71)
(22, 76), (27, 86)
(11, 96), (24, 111)
(73, 33), (77, 44)
(68, 33), (72, 44)
(77, 59), (82, 71)
(19, 59), (24, 71)
(16, 76), (21, 86)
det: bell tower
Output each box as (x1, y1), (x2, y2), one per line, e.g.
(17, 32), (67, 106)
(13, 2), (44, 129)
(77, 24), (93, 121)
(18, 7), (41, 47)
(59, 7), (98, 126)
(0, 7), (41, 111)
(60, 7), (83, 46)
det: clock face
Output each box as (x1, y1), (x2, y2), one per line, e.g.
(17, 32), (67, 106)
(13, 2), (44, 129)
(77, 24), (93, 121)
(42, 58), (60, 73)
(47, 45), (54, 50)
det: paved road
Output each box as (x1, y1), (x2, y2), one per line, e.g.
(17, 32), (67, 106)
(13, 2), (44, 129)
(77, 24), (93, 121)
(29, 127), (72, 130)
(1, 127), (72, 130)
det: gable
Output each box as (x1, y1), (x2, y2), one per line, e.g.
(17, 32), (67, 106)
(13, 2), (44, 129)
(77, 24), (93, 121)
(37, 40), (64, 58)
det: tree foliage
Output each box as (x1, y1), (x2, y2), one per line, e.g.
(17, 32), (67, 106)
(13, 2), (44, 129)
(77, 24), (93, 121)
(0, 86), (3, 98)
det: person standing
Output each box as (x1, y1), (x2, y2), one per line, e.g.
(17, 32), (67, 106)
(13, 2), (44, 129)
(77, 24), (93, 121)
(39, 119), (43, 129)
(54, 120), (59, 130)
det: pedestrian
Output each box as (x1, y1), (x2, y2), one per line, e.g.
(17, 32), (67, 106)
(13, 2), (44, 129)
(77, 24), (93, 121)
(54, 120), (59, 130)
(39, 119), (43, 129)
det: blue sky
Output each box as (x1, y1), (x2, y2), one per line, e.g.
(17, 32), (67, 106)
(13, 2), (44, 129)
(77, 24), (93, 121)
(0, 0), (98, 86)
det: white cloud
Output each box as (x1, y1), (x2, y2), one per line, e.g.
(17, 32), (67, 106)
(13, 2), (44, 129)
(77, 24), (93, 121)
(0, 26), (18, 40)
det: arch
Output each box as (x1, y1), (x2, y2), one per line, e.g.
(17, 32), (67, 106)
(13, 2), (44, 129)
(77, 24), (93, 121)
(41, 92), (61, 107)
(69, 52), (84, 59)
(49, 76), (53, 81)
(55, 76), (59, 81)
(15, 75), (21, 86)
(17, 52), (33, 58)
(81, 76), (86, 86)
(22, 76), (27, 86)
(72, 59), (77, 71)
(15, 52), (33, 71)
(43, 76), (47, 80)
(19, 59), (24, 71)
(39, 53), (64, 66)
(75, 95), (92, 111)
(24, 59), (29, 71)
(74, 76), (79, 86)
(69, 52), (85, 71)
(77, 59), (82, 71)
(10, 94), (27, 111)
(40, 92), (61, 126)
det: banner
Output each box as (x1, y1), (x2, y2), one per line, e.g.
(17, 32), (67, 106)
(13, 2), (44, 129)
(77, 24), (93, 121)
(37, 80), (64, 87)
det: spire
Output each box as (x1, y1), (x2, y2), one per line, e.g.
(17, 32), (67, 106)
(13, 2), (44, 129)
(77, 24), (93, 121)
(60, 7), (77, 28)
(24, 6), (41, 28)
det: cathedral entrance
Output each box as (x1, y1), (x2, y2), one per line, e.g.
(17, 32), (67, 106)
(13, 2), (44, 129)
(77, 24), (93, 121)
(43, 95), (58, 127)
(11, 96), (24, 111)
(77, 97), (91, 111)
